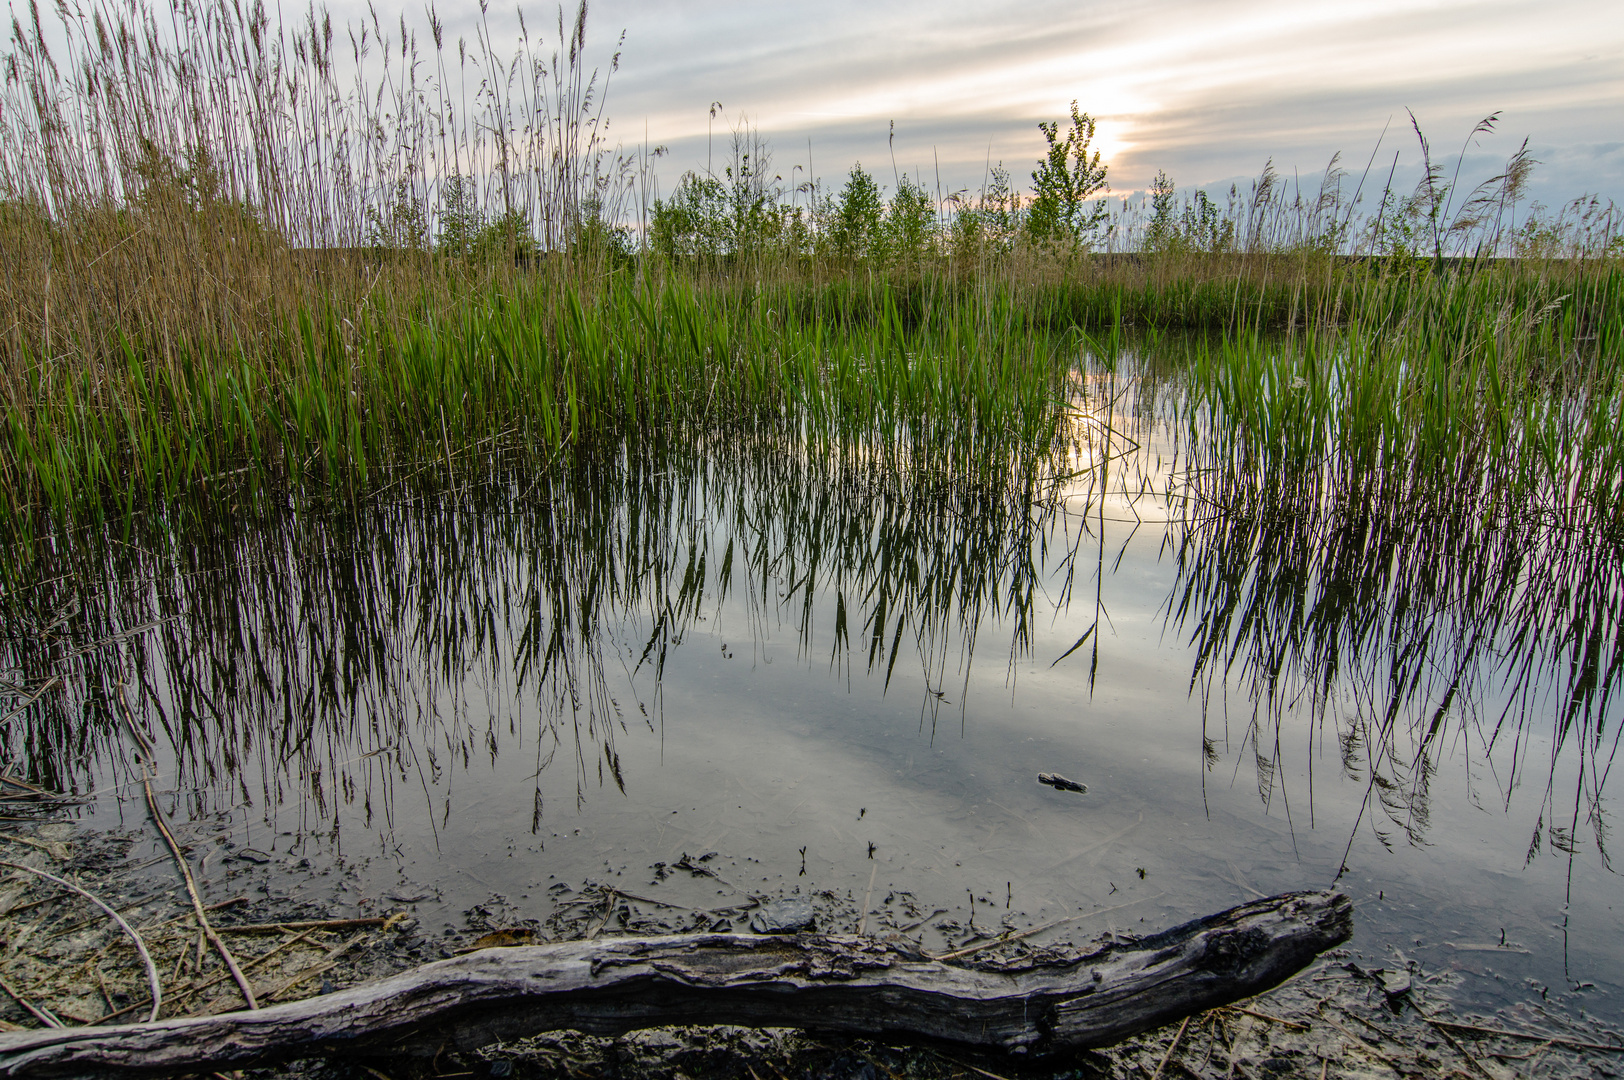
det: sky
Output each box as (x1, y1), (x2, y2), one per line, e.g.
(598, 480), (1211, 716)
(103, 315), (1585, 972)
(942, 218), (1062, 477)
(10, 0), (1619, 216)
(551, 0), (1624, 212)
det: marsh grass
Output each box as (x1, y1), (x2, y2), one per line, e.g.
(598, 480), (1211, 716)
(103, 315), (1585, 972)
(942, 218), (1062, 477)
(0, 0), (1620, 565)
(0, 276), (1086, 546)
(1140, 312), (1624, 871)
(4, 345), (1616, 872)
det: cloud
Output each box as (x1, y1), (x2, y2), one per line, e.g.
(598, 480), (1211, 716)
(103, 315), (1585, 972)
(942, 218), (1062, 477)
(579, 0), (1623, 201)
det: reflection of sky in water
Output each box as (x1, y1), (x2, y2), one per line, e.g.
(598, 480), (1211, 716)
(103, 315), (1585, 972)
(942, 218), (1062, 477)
(21, 364), (1620, 1020)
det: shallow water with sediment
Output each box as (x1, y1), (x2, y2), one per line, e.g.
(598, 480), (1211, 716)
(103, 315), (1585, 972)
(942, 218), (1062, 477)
(3, 349), (1620, 1047)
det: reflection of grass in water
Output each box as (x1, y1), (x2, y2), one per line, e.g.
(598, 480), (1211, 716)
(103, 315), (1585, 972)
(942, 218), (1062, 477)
(1150, 305), (1622, 874)
(0, 426), (1087, 832)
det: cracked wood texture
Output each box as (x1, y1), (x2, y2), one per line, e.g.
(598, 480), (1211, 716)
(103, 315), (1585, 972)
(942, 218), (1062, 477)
(0, 890), (1351, 1077)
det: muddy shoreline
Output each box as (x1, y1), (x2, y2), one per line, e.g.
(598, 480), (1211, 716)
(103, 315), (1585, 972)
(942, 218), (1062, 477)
(0, 802), (1618, 1079)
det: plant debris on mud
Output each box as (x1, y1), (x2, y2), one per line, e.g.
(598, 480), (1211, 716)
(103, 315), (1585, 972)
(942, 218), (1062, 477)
(0, 807), (1618, 1080)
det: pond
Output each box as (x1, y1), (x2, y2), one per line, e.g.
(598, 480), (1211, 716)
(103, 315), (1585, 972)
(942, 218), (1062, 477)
(4, 350), (1619, 1027)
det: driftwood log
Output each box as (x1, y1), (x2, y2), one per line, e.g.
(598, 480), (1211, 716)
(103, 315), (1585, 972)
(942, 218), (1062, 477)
(0, 890), (1350, 1077)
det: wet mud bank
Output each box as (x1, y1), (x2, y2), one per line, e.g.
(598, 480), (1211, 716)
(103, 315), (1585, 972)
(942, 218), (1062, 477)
(0, 811), (1617, 1079)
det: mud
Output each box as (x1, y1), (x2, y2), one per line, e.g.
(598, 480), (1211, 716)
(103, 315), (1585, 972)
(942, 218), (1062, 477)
(0, 809), (1618, 1080)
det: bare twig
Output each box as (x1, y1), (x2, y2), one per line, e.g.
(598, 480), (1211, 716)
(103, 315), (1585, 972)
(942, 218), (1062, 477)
(930, 892), (1163, 961)
(1314, 1004), (1404, 1071)
(1419, 1010), (1498, 1080)
(928, 1050), (1015, 1080)
(858, 862), (878, 937)
(0, 975), (62, 1029)
(211, 914), (398, 935)
(1223, 1005), (1310, 1031)
(0, 834), (68, 859)
(117, 686), (257, 1010)
(162, 927), (327, 1012)
(62, 619), (179, 661)
(1151, 1015), (1192, 1080)
(261, 929), (377, 1004)
(1421, 1017), (1624, 1054)
(0, 677), (61, 727)
(0, 859), (162, 1021)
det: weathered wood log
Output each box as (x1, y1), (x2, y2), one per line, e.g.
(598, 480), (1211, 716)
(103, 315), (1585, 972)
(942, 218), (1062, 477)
(0, 890), (1350, 1077)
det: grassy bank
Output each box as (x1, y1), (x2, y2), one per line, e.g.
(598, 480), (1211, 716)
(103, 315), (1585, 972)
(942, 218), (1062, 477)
(5, 260), (1619, 538)
(0, 275), (1085, 538)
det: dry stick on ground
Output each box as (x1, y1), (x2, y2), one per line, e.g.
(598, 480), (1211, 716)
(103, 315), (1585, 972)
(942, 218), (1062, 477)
(116, 686), (258, 1011)
(53, 892), (234, 940)
(1313, 1003), (1404, 1072)
(1149, 1015), (1192, 1080)
(262, 928), (381, 1004)
(1221, 1005), (1309, 1032)
(931, 892), (1163, 962)
(0, 861), (161, 1022)
(91, 921), (373, 1024)
(928, 1049), (1016, 1080)
(598, 888), (698, 912)
(857, 862), (878, 937)
(1406, 999), (1512, 1080)
(0, 837), (67, 860)
(0, 978), (61, 1031)
(210, 915), (398, 935)
(1221, 1012), (1253, 1080)
(161, 928), (328, 1013)
(1423, 1018), (1624, 1054)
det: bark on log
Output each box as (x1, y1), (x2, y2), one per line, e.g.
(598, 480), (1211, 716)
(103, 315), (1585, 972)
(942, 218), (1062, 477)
(0, 889), (1351, 1077)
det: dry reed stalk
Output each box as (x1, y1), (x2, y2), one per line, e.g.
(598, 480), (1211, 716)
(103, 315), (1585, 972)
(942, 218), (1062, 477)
(0, 859), (163, 1022)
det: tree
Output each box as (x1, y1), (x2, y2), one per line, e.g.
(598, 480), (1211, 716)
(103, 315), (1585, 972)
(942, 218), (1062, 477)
(1026, 101), (1109, 248)
(884, 175), (936, 268)
(1147, 170), (1176, 251)
(438, 174), (481, 257)
(649, 173), (730, 261)
(832, 165), (884, 261)
(366, 176), (429, 252)
(478, 209), (537, 261)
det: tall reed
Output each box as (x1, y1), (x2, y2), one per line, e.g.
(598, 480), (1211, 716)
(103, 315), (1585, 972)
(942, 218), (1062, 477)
(1, 0), (637, 367)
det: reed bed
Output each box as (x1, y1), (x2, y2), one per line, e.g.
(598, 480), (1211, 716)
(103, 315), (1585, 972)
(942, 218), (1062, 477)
(0, 0), (1619, 554)
(0, 278), (1082, 546)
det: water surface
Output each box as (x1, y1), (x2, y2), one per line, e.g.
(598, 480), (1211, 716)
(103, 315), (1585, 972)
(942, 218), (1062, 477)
(6, 356), (1619, 1022)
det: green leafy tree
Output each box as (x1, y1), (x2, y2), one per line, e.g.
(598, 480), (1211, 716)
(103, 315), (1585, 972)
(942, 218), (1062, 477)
(1368, 187), (1425, 265)
(366, 176), (429, 252)
(884, 175), (936, 268)
(438, 174), (481, 257)
(1147, 170), (1176, 251)
(1180, 190), (1236, 253)
(832, 165), (884, 261)
(650, 173), (731, 261)
(476, 208), (539, 263)
(1026, 101), (1109, 248)
(721, 139), (783, 259)
(131, 138), (223, 212)
(649, 153), (786, 264)
(570, 195), (631, 268)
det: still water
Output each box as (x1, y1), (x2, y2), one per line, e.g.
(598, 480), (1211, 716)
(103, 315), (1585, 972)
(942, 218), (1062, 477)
(7, 361), (1620, 1022)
